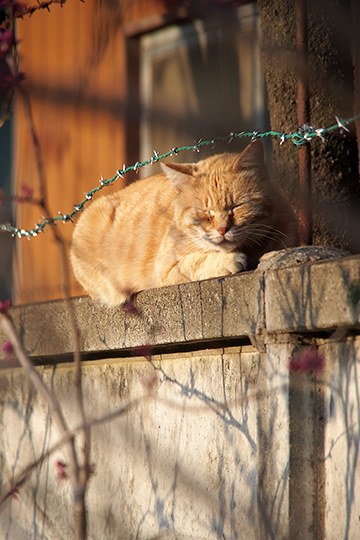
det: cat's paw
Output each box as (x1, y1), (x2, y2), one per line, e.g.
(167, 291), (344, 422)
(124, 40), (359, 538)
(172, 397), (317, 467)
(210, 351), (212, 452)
(220, 252), (247, 275)
(235, 252), (248, 271)
(198, 251), (247, 279)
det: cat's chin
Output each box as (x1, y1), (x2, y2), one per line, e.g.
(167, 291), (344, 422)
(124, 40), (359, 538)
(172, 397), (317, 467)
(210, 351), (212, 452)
(205, 235), (224, 246)
(222, 241), (238, 252)
(207, 236), (237, 252)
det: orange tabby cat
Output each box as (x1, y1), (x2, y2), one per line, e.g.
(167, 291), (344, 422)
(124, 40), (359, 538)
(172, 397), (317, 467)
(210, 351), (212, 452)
(70, 141), (298, 307)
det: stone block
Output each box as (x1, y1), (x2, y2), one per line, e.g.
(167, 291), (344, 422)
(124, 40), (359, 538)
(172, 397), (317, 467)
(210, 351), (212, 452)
(264, 255), (360, 334)
(0, 272), (264, 360)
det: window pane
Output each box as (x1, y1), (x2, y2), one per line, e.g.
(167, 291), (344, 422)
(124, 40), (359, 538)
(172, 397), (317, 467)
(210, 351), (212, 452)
(139, 3), (267, 172)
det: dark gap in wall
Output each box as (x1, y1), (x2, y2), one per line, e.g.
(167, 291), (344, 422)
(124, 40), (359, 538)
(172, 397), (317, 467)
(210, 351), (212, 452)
(290, 328), (360, 340)
(7, 329), (359, 368)
(32, 336), (254, 366)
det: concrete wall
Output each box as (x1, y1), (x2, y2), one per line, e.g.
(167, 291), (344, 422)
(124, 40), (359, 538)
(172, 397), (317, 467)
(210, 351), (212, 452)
(0, 248), (359, 539)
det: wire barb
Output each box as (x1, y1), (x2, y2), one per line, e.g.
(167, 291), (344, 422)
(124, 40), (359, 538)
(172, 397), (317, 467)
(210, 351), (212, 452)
(335, 115), (350, 133)
(133, 162), (141, 173)
(279, 133), (286, 145)
(151, 150), (160, 163)
(315, 128), (325, 141)
(1, 113), (359, 238)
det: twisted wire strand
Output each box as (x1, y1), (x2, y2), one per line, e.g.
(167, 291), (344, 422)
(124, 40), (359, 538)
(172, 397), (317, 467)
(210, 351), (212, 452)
(1, 114), (359, 239)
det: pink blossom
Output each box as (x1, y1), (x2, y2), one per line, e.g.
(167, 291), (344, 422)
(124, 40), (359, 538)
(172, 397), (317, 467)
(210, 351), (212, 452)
(0, 0), (11, 9)
(4, 70), (25, 89)
(19, 183), (34, 200)
(0, 30), (16, 56)
(2, 340), (13, 356)
(123, 299), (139, 316)
(0, 63), (25, 102)
(140, 373), (159, 392)
(289, 348), (325, 374)
(54, 459), (68, 480)
(0, 299), (11, 314)
(9, 485), (19, 500)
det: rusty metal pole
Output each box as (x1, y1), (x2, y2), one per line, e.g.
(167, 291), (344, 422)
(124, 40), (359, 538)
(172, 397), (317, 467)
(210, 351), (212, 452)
(296, 0), (313, 245)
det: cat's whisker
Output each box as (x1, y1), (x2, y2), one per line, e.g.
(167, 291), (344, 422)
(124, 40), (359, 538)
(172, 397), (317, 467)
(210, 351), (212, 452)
(252, 234), (286, 248)
(183, 235), (210, 251)
(237, 222), (287, 236)
(231, 225), (290, 249)
(248, 230), (287, 243)
(247, 230), (289, 249)
(231, 228), (274, 240)
(241, 236), (263, 248)
(242, 223), (288, 237)
(246, 223), (285, 234)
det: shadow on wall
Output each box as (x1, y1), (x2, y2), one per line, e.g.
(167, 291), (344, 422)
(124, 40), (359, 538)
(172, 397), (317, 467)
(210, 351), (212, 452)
(0, 346), (292, 539)
(1, 250), (360, 538)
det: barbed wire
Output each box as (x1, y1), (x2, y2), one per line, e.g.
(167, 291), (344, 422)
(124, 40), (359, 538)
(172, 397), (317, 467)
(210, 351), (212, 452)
(0, 114), (359, 239)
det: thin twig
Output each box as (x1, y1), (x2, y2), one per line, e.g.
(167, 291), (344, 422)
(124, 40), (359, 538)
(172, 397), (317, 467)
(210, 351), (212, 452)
(0, 312), (87, 537)
(0, 395), (145, 509)
(16, 84), (90, 539)
(0, 1), (71, 31)
(0, 314), (79, 474)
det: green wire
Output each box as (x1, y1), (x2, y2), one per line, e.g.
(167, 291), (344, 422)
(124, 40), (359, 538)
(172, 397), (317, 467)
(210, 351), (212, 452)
(1, 113), (359, 239)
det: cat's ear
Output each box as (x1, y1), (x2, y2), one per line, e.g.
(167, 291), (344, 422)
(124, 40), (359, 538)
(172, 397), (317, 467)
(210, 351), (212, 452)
(235, 141), (265, 170)
(160, 162), (195, 191)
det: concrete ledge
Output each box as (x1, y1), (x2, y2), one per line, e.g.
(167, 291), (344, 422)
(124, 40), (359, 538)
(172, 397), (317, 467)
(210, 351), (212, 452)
(265, 253), (360, 334)
(1, 248), (359, 539)
(0, 249), (359, 360)
(0, 272), (264, 360)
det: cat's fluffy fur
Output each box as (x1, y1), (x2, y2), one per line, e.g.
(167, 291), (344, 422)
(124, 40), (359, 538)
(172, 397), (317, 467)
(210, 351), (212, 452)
(70, 141), (298, 307)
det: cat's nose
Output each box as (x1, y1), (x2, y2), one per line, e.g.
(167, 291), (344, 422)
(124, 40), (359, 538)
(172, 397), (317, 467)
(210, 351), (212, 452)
(217, 226), (228, 236)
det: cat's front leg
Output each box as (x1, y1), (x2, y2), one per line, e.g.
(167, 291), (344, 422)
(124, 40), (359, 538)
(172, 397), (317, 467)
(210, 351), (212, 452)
(179, 251), (247, 282)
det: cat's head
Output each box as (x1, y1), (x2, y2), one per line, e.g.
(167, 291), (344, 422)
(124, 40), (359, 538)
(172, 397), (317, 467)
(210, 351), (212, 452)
(161, 141), (288, 250)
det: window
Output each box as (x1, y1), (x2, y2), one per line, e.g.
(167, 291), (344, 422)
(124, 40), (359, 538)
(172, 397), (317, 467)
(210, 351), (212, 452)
(138, 3), (267, 173)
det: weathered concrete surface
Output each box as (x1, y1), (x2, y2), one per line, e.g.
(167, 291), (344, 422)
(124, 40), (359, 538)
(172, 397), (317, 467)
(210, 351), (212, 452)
(0, 271), (264, 360)
(259, 0), (360, 251)
(265, 253), (360, 334)
(320, 338), (360, 540)
(0, 347), (268, 539)
(1, 339), (358, 539)
(0, 250), (359, 539)
(1, 250), (359, 360)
